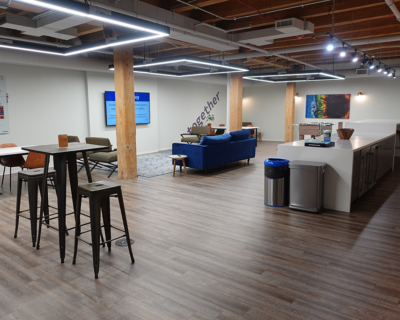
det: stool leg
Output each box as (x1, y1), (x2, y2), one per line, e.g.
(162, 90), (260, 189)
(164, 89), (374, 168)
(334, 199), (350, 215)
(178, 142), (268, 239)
(38, 180), (50, 228)
(14, 177), (23, 238)
(72, 194), (82, 265)
(101, 196), (112, 252)
(27, 179), (38, 247)
(173, 159), (176, 177)
(182, 159), (187, 175)
(117, 190), (135, 264)
(1, 166), (5, 188)
(90, 195), (102, 279)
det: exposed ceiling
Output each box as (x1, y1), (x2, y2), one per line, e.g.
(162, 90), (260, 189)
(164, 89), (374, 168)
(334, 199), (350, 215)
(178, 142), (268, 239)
(0, 0), (399, 74)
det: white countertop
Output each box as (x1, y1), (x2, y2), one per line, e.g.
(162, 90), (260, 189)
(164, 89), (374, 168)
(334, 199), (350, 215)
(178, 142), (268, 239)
(280, 132), (395, 152)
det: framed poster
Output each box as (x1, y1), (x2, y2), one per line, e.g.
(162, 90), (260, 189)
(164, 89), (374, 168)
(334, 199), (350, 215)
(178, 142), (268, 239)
(306, 94), (351, 119)
(0, 76), (10, 134)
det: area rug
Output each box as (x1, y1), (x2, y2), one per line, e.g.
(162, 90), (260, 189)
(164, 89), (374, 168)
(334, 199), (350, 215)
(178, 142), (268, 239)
(137, 150), (174, 178)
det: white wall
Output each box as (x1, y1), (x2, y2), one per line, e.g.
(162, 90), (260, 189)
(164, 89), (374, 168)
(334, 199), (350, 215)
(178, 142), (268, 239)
(243, 76), (400, 141)
(158, 78), (226, 150)
(243, 84), (286, 141)
(0, 64), (89, 147)
(0, 62), (227, 164)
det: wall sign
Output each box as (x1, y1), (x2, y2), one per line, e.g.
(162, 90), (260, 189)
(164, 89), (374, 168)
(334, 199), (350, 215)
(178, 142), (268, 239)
(306, 94), (351, 119)
(0, 76), (10, 134)
(187, 91), (220, 133)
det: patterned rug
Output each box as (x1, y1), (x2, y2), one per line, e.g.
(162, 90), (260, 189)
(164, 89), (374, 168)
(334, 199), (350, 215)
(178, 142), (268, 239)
(137, 150), (174, 178)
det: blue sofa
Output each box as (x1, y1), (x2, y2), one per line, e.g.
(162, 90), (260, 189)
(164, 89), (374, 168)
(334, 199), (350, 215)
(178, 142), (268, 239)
(172, 130), (256, 173)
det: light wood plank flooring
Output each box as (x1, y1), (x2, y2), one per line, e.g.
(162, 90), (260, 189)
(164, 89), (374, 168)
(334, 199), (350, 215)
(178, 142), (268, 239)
(0, 141), (400, 319)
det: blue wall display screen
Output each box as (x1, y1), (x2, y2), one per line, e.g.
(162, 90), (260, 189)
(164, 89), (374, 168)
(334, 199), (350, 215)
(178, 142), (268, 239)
(105, 91), (150, 126)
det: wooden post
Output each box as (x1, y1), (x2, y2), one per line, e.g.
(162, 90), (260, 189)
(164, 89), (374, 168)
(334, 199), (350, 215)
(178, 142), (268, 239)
(284, 82), (296, 143)
(229, 73), (243, 132)
(113, 45), (137, 179)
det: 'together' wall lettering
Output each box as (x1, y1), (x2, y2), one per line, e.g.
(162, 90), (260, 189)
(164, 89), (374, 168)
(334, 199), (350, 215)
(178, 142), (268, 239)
(187, 92), (220, 133)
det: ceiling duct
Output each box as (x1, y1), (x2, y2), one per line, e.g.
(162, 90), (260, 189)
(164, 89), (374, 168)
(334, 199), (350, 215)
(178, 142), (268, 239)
(0, 12), (92, 40)
(235, 19), (314, 46)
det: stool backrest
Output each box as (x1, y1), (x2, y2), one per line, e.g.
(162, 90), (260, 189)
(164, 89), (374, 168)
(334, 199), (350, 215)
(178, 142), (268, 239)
(24, 152), (46, 169)
(85, 137), (112, 152)
(191, 126), (210, 135)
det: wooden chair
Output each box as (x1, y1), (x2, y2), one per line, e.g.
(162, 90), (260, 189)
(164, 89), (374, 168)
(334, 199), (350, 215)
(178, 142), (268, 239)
(215, 124), (226, 135)
(0, 143), (25, 191)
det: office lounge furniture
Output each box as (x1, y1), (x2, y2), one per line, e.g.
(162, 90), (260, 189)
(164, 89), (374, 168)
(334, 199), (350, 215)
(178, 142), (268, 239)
(0, 143), (26, 191)
(15, 168), (57, 247)
(73, 180), (135, 279)
(181, 126), (210, 144)
(172, 130), (256, 174)
(22, 143), (107, 263)
(85, 137), (118, 178)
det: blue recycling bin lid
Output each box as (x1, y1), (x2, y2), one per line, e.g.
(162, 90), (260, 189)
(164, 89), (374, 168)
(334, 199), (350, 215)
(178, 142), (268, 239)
(264, 158), (290, 167)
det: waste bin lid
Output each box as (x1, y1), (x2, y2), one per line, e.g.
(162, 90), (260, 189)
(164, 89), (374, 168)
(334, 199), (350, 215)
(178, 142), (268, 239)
(289, 160), (327, 169)
(264, 158), (290, 167)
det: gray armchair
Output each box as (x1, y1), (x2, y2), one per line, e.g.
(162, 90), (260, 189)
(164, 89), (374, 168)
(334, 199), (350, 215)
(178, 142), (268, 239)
(85, 137), (118, 178)
(181, 126), (210, 144)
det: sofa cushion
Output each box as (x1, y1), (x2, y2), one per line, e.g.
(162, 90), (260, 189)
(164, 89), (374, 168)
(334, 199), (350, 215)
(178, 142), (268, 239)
(89, 151), (118, 163)
(230, 130), (250, 141)
(199, 133), (231, 145)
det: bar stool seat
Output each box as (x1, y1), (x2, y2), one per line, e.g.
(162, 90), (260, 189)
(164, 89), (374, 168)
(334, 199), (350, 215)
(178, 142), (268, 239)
(73, 180), (135, 279)
(15, 168), (57, 247)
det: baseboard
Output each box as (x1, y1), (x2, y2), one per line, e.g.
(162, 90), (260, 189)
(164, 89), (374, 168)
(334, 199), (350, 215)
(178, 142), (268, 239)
(260, 139), (285, 142)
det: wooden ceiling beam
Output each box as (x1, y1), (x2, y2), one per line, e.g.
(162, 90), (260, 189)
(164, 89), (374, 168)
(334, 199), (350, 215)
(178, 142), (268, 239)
(171, 0), (229, 13)
(218, 1), (398, 31)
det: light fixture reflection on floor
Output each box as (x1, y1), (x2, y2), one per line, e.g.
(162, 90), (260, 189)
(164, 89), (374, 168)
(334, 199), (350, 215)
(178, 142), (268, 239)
(0, 0), (169, 56)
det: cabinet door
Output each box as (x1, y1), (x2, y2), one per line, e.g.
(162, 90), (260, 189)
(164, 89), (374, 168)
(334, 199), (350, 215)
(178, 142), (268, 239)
(359, 147), (370, 196)
(352, 151), (361, 202)
(368, 144), (378, 188)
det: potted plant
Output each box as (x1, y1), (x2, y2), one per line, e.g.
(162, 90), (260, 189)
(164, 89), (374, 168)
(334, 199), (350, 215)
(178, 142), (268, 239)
(205, 114), (215, 127)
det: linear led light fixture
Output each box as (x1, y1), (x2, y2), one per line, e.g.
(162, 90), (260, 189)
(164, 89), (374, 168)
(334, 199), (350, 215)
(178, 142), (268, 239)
(0, 0), (169, 56)
(244, 70), (345, 83)
(133, 55), (249, 73)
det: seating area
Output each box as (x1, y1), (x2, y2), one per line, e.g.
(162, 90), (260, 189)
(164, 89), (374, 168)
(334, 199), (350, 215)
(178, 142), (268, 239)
(1, 0), (400, 318)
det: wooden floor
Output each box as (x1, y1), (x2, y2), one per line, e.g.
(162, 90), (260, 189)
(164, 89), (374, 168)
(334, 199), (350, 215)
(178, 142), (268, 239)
(0, 141), (400, 320)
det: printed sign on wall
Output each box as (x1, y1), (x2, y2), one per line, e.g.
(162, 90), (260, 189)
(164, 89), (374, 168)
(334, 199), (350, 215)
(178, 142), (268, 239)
(0, 76), (10, 134)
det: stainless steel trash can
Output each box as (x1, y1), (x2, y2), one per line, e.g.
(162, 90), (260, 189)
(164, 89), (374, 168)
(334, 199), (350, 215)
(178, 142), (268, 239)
(289, 161), (326, 213)
(264, 158), (290, 207)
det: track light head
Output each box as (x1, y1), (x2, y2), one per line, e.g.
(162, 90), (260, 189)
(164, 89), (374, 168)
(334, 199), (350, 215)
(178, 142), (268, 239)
(351, 52), (358, 62)
(360, 54), (369, 66)
(327, 42), (335, 51)
(340, 44), (347, 57)
(384, 67), (388, 74)
(377, 63), (382, 72)
(393, 72), (396, 79)
(369, 60), (375, 69)
(388, 69), (392, 76)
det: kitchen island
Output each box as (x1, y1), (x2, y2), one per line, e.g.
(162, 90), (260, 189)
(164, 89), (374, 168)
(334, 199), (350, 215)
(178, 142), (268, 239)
(278, 132), (395, 213)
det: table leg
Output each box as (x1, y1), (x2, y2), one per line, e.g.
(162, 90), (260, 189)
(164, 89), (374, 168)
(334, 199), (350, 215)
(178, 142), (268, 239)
(54, 154), (67, 263)
(173, 160), (176, 177)
(36, 154), (50, 250)
(182, 159), (187, 175)
(67, 153), (78, 218)
(82, 151), (92, 183)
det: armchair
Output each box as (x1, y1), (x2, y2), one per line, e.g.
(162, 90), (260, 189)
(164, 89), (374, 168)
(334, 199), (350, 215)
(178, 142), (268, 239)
(181, 126), (210, 144)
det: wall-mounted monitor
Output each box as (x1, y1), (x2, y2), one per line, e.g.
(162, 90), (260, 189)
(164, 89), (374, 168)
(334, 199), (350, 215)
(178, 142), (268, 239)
(104, 91), (150, 126)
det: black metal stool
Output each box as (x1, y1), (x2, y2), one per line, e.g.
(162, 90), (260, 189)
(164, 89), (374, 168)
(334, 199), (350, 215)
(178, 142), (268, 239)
(73, 180), (135, 279)
(15, 168), (56, 247)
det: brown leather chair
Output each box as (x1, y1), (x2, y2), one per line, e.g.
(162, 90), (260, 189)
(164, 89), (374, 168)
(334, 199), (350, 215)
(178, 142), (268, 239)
(0, 143), (25, 190)
(23, 152), (46, 169)
(247, 125), (256, 138)
(215, 124), (226, 135)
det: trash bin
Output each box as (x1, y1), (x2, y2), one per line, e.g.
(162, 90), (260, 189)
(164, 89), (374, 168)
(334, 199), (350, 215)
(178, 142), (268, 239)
(289, 161), (326, 213)
(264, 158), (290, 207)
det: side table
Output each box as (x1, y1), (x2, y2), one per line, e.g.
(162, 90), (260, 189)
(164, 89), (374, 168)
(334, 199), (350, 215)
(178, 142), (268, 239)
(169, 155), (187, 177)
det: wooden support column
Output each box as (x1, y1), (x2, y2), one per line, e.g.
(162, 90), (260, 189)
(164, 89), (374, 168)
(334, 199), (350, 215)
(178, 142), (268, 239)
(113, 45), (137, 179)
(229, 73), (243, 132)
(284, 82), (296, 143)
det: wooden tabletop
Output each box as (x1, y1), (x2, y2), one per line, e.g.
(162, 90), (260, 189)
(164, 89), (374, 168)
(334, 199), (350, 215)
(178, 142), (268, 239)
(22, 142), (108, 155)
